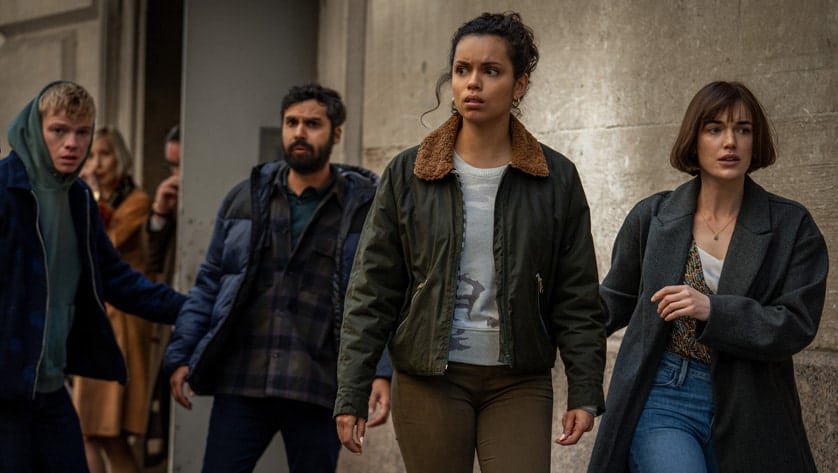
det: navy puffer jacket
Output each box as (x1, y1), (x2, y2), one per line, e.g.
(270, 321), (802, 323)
(163, 161), (391, 394)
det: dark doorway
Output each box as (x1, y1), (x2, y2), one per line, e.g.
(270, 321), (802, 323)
(141, 0), (184, 197)
(137, 3), (183, 472)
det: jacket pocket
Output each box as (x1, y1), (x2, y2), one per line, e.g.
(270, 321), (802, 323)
(651, 364), (679, 387)
(395, 279), (426, 337)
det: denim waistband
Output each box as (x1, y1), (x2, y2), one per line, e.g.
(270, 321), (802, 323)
(660, 350), (712, 383)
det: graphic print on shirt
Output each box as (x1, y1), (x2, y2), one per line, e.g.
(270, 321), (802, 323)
(448, 153), (505, 365)
(450, 274), (489, 351)
(455, 274), (485, 321)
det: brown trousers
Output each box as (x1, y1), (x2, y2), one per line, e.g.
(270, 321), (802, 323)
(391, 362), (554, 473)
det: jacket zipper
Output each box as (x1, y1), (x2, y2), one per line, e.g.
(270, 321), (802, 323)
(31, 191), (49, 399)
(496, 169), (513, 366)
(397, 280), (427, 334)
(445, 171), (467, 371)
(84, 191), (108, 316)
(535, 272), (550, 337)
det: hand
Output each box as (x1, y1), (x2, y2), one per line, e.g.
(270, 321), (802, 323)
(651, 285), (711, 322)
(555, 408), (594, 446)
(366, 378), (391, 427)
(169, 365), (194, 409)
(336, 414), (365, 454)
(153, 174), (180, 215)
(79, 161), (99, 197)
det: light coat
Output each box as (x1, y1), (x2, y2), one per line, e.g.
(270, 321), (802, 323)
(72, 188), (159, 436)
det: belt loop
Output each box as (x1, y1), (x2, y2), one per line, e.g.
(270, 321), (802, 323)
(675, 356), (689, 387)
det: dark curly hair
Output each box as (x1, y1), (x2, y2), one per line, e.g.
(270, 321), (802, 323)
(281, 84), (346, 130)
(424, 11), (539, 120)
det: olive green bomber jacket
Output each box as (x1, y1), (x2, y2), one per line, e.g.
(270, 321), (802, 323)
(334, 114), (606, 419)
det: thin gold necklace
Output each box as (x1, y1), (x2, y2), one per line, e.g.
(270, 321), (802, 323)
(702, 213), (737, 241)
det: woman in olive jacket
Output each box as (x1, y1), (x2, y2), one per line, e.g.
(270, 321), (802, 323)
(588, 81), (828, 473)
(335, 12), (605, 473)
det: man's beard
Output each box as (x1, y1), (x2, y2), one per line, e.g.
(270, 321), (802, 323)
(284, 136), (334, 175)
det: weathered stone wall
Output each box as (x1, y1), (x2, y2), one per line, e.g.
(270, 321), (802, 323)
(0, 1), (103, 154)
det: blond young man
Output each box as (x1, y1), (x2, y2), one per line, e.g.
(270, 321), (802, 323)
(0, 81), (184, 472)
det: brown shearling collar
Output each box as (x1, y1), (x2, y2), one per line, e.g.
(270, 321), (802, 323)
(414, 113), (549, 180)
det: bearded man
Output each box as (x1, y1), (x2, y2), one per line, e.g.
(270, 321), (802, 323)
(164, 84), (391, 473)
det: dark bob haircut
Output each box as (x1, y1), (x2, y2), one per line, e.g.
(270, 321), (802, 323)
(670, 81), (776, 175)
(280, 84), (346, 129)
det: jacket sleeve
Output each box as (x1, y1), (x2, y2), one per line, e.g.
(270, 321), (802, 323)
(698, 212), (828, 361)
(600, 199), (653, 336)
(96, 202), (185, 324)
(550, 165), (606, 413)
(146, 215), (176, 275)
(162, 204), (232, 373)
(335, 162), (407, 419)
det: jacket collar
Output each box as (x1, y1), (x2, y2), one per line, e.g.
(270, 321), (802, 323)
(657, 176), (771, 233)
(413, 113), (549, 180)
(716, 177), (773, 295)
(253, 160), (378, 213)
(653, 175), (773, 296)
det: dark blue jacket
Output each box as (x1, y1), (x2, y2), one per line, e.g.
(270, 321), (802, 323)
(0, 152), (186, 400)
(164, 161), (391, 395)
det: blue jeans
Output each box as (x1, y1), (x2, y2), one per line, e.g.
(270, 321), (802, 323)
(202, 395), (340, 473)
(0, 387), (88, 473)
(629, 351), (718, 473)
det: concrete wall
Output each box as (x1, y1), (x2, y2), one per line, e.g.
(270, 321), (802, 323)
(323, 1), (838, 472)
(0, 1), (103, 154)
(0, 0), (145, 176)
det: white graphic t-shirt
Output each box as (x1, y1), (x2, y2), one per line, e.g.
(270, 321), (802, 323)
(448, 152), (507, 366)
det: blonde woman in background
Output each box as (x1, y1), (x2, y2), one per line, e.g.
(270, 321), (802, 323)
(74, 127), (157, 473)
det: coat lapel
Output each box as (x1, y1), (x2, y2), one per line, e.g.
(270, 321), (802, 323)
(642, 179), (699, 334)
(648, 179), (700, 287)
(717, 177), (773, 296)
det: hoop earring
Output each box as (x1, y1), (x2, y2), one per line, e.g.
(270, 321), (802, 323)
(451, 98), (458, 114)
(512, 96), (521, 108)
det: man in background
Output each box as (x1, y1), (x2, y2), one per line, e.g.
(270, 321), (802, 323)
(164, 84), (391, 473)
(147, 124), (180, 283)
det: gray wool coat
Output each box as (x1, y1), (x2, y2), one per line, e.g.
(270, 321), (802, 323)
(588, 177), (828, 473)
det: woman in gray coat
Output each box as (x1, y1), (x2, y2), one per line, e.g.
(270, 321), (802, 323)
(588, 81), (828, 473)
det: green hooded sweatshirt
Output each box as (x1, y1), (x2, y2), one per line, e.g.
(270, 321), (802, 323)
(7, 81), (92, 393)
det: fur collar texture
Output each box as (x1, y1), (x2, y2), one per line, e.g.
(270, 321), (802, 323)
(413, 113), (548, 180)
